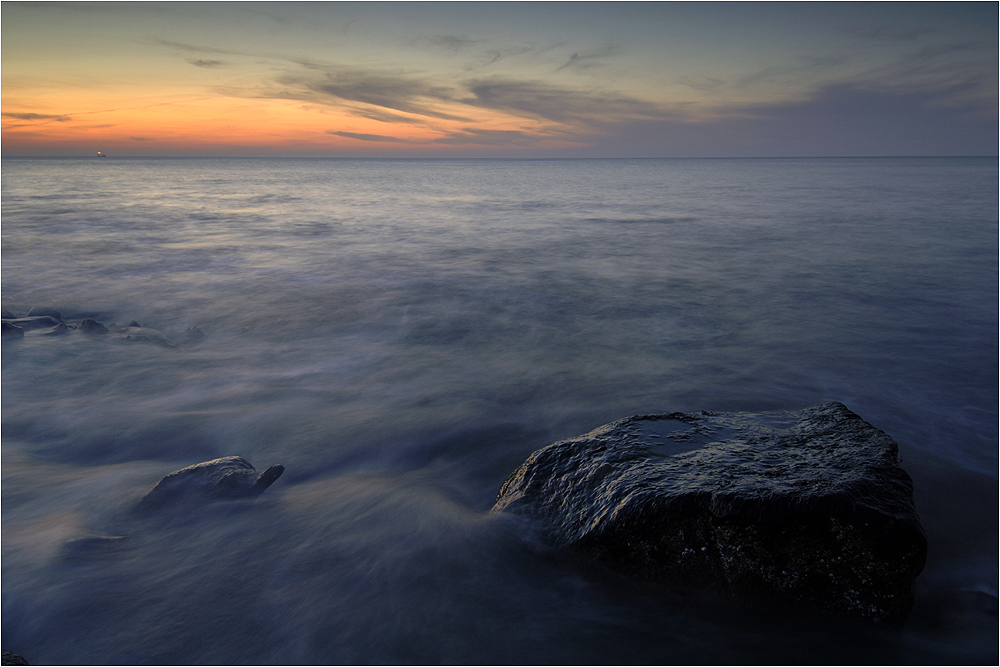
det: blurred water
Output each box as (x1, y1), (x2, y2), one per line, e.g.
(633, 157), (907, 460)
(2, 157), (997, 664)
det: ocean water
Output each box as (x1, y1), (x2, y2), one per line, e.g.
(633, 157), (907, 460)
(1, 157), (996, 664)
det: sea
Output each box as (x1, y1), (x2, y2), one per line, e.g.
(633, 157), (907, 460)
(1, 156), (996, 665)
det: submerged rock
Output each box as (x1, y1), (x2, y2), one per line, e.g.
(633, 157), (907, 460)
(1, 322), (24, 338)
(41, 323), (72, 337)
(1, 304), (201, 353)
(182, 325), (206, 346)
(1, 316), (61, 332)
(117, 325), (180, 350)
(137, 456), (284, 510)
(492, 402), (927, 622)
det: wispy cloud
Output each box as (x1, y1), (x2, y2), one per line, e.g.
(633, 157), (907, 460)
(346, 106), (425, 125)
(152, 38), (240, 56)
(216, 55), (687, 139)
(3, 112), (72, 122)
(462, 77), (672, 125)
(555, 45), (622, 72)
(307, 72), (464, 120)
(144, 25), (995, 154)
(422, 34), (479, 52)
(327, 130), (408, 142)
(676, 75), (725, 93)
(187, 59), (226, 68)
(845, 40), (996, 113)
(717, 56), (853, 94)
(156, 37), (665, 133)
(251, 65), (473, 122)
(434, 128), (539, 146)
(607, 78), (994, 156)
(408, 33), (544, 72)
(846, 24), (938, 43)
(468, 44), (537, 70)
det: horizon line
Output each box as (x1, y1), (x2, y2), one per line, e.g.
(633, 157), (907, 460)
(3, 154), (998, 160)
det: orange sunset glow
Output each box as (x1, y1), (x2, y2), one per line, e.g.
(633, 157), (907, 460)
(2, 2), (996, 156)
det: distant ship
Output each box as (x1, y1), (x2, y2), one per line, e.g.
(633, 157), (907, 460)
(96, 151), (106, 157)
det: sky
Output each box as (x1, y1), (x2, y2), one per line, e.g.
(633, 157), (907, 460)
(2, 1), (997, 157)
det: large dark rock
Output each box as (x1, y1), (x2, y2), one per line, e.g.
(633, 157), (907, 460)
(492, 402), (927, 621)
(1, 650), (28, 666)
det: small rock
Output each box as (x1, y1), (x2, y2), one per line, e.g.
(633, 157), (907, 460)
(79, 318), (110, 334)
(128, 320), (141, 327)
(183, 326), (206, 345)
(118, 326), (180, 350)
(41, 323), (72, 336)
(137, 456), (284, 510)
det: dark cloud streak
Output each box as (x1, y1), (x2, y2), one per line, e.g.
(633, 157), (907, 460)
(847, 24), (938, 43)
(347, 107), (424, 125)
(462, 77), (673, 125)
(328, 131), (408, 142)
(187, 59), (226, 68)
(434, 128), (537, 146)
(3, 112), (72, 121)
(151, 38), (240, 56)
(424, 34), (479, 52)
(264, 66), (474, 122)
(555, 45), (622, 72)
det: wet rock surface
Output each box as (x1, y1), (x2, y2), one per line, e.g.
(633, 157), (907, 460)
(1, 650), (28, 666)
(492, 402), (927, 621)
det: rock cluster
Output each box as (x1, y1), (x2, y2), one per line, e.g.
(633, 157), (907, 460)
(492, 402), (927, 621)
(1, 306), (205, 349)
